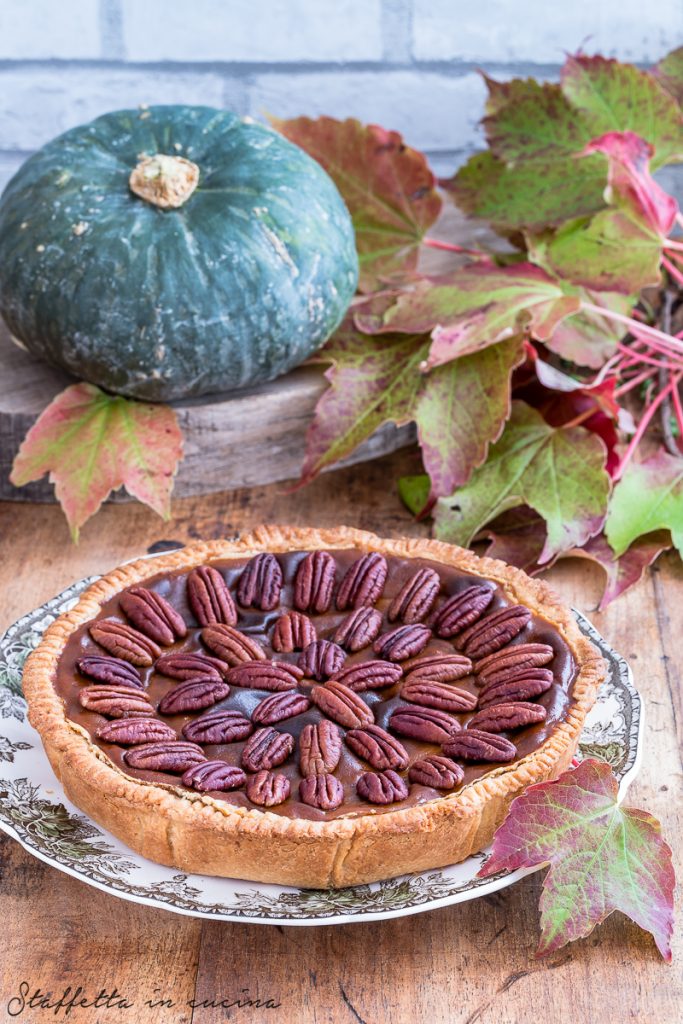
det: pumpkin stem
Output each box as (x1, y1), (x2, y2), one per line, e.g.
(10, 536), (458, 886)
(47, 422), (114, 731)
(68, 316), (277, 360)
(129, 154), (199, 209)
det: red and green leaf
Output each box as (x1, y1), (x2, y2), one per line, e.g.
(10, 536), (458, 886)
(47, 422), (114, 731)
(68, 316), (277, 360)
(605, 449), (683, 556)
(566, 531), (671, 609)
(545, 289), (636, 368)
(654, 46), (683, 105)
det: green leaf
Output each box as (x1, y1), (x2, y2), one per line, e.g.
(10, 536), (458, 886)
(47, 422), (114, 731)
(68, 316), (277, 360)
(605, 450), (683, 557)
(433, 401), (611, 563)
(655, 46), (683, 105)
(270, 115), (441, 292)
(545, 289), (636, 368)
(398, 474), (431, 516)
(10, 383), (183, 541)
(479, 760), (675, 960)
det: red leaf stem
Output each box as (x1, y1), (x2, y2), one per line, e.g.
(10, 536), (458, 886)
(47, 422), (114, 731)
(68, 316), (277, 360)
(662, 254), (683, 288)
(422, 237), (487, 257)
(614, 377), (679, 480)
(582, 302), (683, 357)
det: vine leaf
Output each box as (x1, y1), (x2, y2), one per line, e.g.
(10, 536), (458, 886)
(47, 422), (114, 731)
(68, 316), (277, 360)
(10, 383), (183, 541)
(605, 449), (683, 557)
(476, 505), (548, 575)
(545, 289), (635, 369)
(655, 46), (683, 105)
(478, 759), (675, 961)
(432, 401), (611, 563)
(270, 115), (441, 292)
(567, 531), (671, 609)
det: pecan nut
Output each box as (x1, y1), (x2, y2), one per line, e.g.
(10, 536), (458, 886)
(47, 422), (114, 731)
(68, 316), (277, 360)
(241, 727), (295, 771)
(373, 624), (431, 662)
(299, 720), (342, 776)
(182, 709), (253, 744)
(76, 655), (143, 689)
(293, 551), (336, 613)
(119, 587), (187, 646)
(187, 566), (237, 626)
(271, 611), (316, 653)
(201, 624), (266, 666)
(299, 773), (344, 810)
(478, 671), (554, 707)
(226, 660), (303, 692)
(468, 701), (547, 732)
(345, 724), (409, 771)
(158, 677), (230, 715)
(475, 643), (555, 685)
(333, 606), (383, 652)
(309, 681), (374, 728)
(388, 567), (440, 623)
(431, 585), (494, 638)
(89, 619), (161, 666)
(336, 553), (387, 610)
(408, 755), (464, 789)
(403, 652), (473, 685)
(456, 605), (531, 659)
(443, 729), (517, 762)
(154, 652), (228, 680)
(124, 740), (206, 773)
(252, 691), (311, 725)
(333, 660), (402, 693)
(96, 718), (177, 745)
(357, 770), (408, 805)
(79, 685), (154, 718)
(298, 639), (345, 681)
(400, 680), (477, 713)
(389, 706), (458, 743)
(181, 760), (246, 792)
(246, 770), (291, 807)
(236, 553), (282, 611)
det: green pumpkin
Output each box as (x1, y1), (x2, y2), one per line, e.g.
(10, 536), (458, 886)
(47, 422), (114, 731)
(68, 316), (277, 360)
(0, 106), (358, 401)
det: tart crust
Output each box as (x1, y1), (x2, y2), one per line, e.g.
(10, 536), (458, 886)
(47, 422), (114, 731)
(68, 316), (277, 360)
(23, 526), (605, 888)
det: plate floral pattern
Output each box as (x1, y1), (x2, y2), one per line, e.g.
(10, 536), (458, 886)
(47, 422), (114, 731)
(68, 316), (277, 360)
(0, 578), (642, 925)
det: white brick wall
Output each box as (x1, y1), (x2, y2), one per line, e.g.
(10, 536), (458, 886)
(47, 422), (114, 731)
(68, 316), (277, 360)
(0, 0), (101, 60)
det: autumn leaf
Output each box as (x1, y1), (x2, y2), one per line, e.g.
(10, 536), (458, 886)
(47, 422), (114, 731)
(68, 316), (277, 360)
(476, 506), (548, 575)
(566, 531), (671, 609)
(398, 473), (432, 518)
(270, 115), (441, 291)
(10, 383), (183, 541)
(605, 449), (683, 556)
(655, 46), (683, 105)
(545, 289), (636, 369)
(432, 401), (611, 563)
(478, 760), (675, 960)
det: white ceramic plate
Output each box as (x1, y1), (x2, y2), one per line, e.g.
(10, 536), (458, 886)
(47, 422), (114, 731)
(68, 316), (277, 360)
(0, 576), (642, 925)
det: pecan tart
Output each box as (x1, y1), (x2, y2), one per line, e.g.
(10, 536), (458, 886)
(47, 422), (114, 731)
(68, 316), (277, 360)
(23, 526), (604, 888)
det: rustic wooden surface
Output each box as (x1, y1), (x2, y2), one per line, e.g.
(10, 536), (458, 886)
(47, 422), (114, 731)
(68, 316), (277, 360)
(0, 448), (680, 1024)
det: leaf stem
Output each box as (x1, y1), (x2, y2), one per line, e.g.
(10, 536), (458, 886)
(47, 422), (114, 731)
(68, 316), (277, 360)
(664, 238), (683, 252)
(614, 380), (676, 481)
(583, 301), (683, 357)
(422, 237), (487, 256)
(662, 254), (683, 289)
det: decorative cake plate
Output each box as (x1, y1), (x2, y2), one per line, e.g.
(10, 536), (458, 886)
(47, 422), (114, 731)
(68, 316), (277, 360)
(0, 574), (642, 926)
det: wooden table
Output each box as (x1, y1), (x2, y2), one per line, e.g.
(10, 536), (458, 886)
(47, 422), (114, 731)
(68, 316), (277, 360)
(1, 448), (680, 1024)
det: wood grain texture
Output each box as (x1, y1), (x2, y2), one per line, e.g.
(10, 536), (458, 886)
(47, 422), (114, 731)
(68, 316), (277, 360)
(0, 449), (680, 1024)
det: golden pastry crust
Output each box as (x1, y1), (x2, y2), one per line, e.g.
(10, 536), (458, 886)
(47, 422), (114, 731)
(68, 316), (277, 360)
(23, 526), (605, 888)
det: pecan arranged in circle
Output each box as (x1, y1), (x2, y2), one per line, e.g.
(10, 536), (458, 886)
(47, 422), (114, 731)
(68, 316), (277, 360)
(76, 655), (143, 689)
(181, 760), (246, 792)
(182, 708), (253, 744)
(79, 685), (154, 718)
(226, 660), (303, 692)
(409, 755), (464, 789)
(271, 611), (316, 653)
(389, 705), (458, 743)
(443, 729), (516, 762)
(310, 681), (374, 728)
(333, 660), (402, 693)
(252, 691), (311, 725)
(345, 724), (409, 771)
(201, 624), (266, 666)
(89, 619), (161, 666)
(299, 773), (344, 810)
(154, 651), (228, 680)
(241, 727), (295, 771)
(298, 639), (345, 681)
(124, 740), (206, 773)
(373, 624), (431, 661)
(333, 606), (383, 652)
(401, 680), (477, 713)
(478, 671), (554, 708)
(388, 567), (440, 623)
(357, 769), (408, 805)
(456, 605), (531, 659)
(299, 720), (342, 776)
(237, 553), (282, 611)
(336, 552), (387, 610)
(475, 642), (555, 685)
(119, 587), (187, 646)
(293, 550), (336, 614)
(431, 585), (494, 638)
(246, 770), (291, 807)
(468, 701), (547, 732)
(403, 652), (473, 685)
(96, 718), (177, 745)
(158, 676), (230, 715)
(187, 566), (237, 626)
